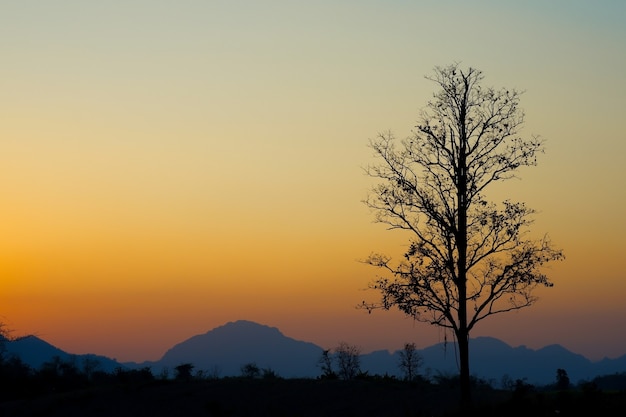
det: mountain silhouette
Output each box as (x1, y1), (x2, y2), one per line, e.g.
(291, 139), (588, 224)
(5, 321), (626, 385)
(2, 335), (123, 373)
(417, 337), (597, 385)
(361, 337), (605, 385)
(138, 320), (324, 378)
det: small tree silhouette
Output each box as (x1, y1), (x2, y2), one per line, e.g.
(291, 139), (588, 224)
(82, 356), (101, 381)
(0, 322), (11, 361)
(261, 367), (280, 379)
(206, 365), (221, 380)
(318, 349), (337, 379)
(174, 363), (194, 381)
(398, 342), (422, 381)
(158, 366), (170, 380)
(335, 342), (361, 380)
(240, 362), (260, 378)
(556, 368), (570, 390)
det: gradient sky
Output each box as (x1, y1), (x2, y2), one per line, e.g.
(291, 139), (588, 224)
(2, 1), (625, 363)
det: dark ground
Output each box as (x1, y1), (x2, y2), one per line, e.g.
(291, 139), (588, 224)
(1, 378), (625, 417)
(1, 379), (461, 417)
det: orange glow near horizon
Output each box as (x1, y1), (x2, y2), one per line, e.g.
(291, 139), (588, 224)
(2, 1), (626, 363)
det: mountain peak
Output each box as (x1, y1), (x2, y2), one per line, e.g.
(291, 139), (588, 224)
(471, 336), (512, 347)
(213, 320), (282, 334)
(199, 320), (284, 342)
(157, 320), (322, 378)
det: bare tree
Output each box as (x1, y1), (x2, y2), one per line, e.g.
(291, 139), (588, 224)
(398, 342), (422, 381)
(318, 349), (337, 379)
(334, 342), (361, 380)
(361, 63), (563, 406)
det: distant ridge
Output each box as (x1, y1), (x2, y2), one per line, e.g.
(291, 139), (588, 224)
(419, 337), (597, 385)
(2, 335), (123, 373)
(5, 321), (626, 385)
(362, 336), (620, 385)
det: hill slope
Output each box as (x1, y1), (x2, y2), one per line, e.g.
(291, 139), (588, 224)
(2, 335), (123, 373)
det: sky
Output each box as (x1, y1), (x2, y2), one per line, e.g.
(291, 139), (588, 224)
(1, 0), (625, 363)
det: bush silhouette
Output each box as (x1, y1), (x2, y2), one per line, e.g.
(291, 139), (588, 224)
(175, 363), (194, 381)
(240, 362), (260, 378)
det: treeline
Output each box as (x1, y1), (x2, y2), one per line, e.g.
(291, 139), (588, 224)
(0, 353), (154, 400)
(2, 352), (626, 416)
(2, 347), (626, 394)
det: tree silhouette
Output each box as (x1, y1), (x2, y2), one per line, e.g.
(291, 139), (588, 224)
(174, 363), (194, 381)
(317, 349), (337, 379)
(398, 342), (422, 381)
(81, 356), (101, 381)
(240, 362), (260, 379)
(334, 342), (361, 380)
(556, 368), (570, 390)
(361, 63), (563, 406)
(0, 322), (20, 363)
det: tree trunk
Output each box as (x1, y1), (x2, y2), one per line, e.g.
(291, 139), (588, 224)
(457, 246), (471, 407)
(457, 326), (471, 408)
(456, 85), (471, 408)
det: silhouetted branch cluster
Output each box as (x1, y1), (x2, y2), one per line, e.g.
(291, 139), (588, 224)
(362, 64), (563, 330)
(318, 342), (362, 380)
